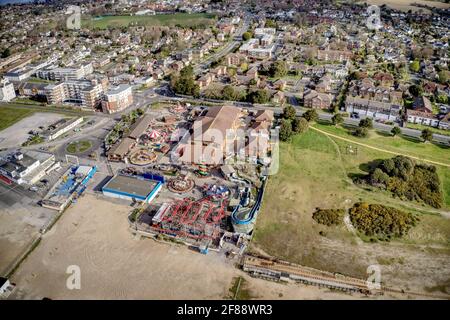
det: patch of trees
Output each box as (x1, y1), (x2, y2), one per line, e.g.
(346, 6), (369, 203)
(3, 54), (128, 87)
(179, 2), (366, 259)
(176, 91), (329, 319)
(170, 66), (200, 97)
(279, 105), (309, 141)
(204, 85), (270, 104)
(361, 156), (443, 208)
(312, 208), (344, 226)
(349, 202), (418, 240)
(268, 61), (288, 78)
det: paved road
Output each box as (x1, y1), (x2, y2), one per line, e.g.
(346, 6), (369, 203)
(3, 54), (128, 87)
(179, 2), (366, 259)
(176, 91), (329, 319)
(193, 16), (250, 75)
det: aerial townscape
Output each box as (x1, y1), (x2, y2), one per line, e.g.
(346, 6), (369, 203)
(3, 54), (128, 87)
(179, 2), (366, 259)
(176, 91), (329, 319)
(0, 0), (449, 302)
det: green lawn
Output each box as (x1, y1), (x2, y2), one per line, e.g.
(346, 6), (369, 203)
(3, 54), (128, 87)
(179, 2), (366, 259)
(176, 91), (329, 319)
(313, 123), (450, 166)
(83, 13), (216, 29)
(252, 128), (450, 279)
(0, 106), (35, 131)
(66, 140), (92, 154)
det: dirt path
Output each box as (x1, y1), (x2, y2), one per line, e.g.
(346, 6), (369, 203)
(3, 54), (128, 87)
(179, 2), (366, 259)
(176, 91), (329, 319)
(310, 126), (450, 168)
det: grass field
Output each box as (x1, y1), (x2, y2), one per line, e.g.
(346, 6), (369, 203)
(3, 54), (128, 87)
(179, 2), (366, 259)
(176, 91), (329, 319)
(313, 123), (450, 166)
(364, 0), (450, 13)
(0, 106), (35, 131)
(83, 13), (216, 29)
(252, 128), (450, 290)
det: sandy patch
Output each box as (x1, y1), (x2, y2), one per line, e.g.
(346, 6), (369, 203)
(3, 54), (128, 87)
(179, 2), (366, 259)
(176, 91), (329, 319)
(9, 193), (388, 300)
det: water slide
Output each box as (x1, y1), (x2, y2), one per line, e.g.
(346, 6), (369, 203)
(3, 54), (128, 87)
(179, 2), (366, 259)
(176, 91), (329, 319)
(231, 177), (267, 227)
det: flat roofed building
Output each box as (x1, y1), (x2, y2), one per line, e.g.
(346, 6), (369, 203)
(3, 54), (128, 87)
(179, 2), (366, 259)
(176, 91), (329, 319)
(37, 63), (93, 81)
(41, 117), (84, 141)
(44, 79), (103, 109)
(0, 150), (56, 185)
(102, 174), (162, 203)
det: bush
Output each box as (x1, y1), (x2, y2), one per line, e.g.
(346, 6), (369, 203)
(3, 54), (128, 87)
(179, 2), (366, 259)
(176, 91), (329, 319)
(302, 109), (318, 122)
(391, 126), (401, 136)
(353, 127), (368, 137)
(312, 208), (344, 226)
(421, 129), (433, 142)
(359, 118), (373, 129)
(292, 117), (309, 133)
(363, 156), (443, 208)
(282, 105), (296, 120)
(349, 202), (418, 240)
(279, 119), (293, 141)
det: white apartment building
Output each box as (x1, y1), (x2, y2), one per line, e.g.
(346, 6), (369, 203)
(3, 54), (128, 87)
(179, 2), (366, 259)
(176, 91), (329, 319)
(45, 79), (103, 109)
(37, 63), (93, 81)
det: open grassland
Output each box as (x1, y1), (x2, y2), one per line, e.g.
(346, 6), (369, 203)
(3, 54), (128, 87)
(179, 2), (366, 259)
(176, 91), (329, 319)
(364, 0), (450, 13)
(313, 123), (450, 168)
(253, 128), (450, 293)
(83, 13), (216, 29)
(0, 106), (35, 131)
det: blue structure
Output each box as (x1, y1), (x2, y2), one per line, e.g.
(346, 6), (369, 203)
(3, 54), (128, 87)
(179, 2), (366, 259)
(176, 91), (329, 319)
(231, 178), (267, 234)
(102, 173), (164, 203)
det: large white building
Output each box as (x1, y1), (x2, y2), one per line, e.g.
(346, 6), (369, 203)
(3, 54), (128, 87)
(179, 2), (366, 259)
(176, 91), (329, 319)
(44, 79), (103, 109)
(0, 78), (16, 101)
(102, 84), (133, 114)
(42, 117), (84, 141)
(0, 151), (56, 185)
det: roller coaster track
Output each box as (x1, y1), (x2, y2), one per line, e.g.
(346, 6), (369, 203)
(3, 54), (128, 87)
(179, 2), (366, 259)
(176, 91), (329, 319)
(242, 255), (450, 300)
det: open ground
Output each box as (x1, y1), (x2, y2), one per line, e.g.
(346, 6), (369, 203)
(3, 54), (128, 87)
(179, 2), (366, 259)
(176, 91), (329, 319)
(0, 182), (57, 277)
(252, 127), (450, 295)
(83, 13), (216, 29)
(0, 112), (67, 149)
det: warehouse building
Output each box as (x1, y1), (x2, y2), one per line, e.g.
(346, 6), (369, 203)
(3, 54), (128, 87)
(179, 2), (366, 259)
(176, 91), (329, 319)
(102, 173), (164, 203)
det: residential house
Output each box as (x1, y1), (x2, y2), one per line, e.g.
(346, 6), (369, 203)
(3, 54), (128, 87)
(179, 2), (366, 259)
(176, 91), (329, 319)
(304, 90), (332, 109)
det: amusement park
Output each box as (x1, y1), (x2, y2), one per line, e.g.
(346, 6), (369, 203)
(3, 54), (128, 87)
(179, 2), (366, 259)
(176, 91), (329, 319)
(100, 102), (277, 255)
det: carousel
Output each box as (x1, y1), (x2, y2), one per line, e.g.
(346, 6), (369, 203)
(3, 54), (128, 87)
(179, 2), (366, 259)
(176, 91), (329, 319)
(167, 174), (195, 193)
(129, 148), (158, 166)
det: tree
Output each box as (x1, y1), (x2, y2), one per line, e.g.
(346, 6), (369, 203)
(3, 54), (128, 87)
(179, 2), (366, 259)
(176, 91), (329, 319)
(282, 105), (296, 120)
(222, 85), (240, 101)
(421, 129), (433, 142)
(292, 117), (309, 133)
(302, 109), (318, 122)
(247, 89), (270, 104)
(171, 66), (200, 97)
(359, 118), (373, 129)
(331, 113), (344, 126)
(265, 19), (277, 28)
(242, 31), (252, 41)
(353, 127), (368, 137)
(409, 60), (420, 73)
(438, 70), (449, 85)
(409, 84), (423, 97)
(269, 61), (287, 78)
(391, 126), (401, 137)
(1, 48), (11, 58)
(279, 119), (293, 141)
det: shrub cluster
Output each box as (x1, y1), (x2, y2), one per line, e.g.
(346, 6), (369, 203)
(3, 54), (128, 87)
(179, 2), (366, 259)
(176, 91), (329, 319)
(349, 202), (418, 240)
(312, 208), (344, 226)
(364, 156), (443, 208)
